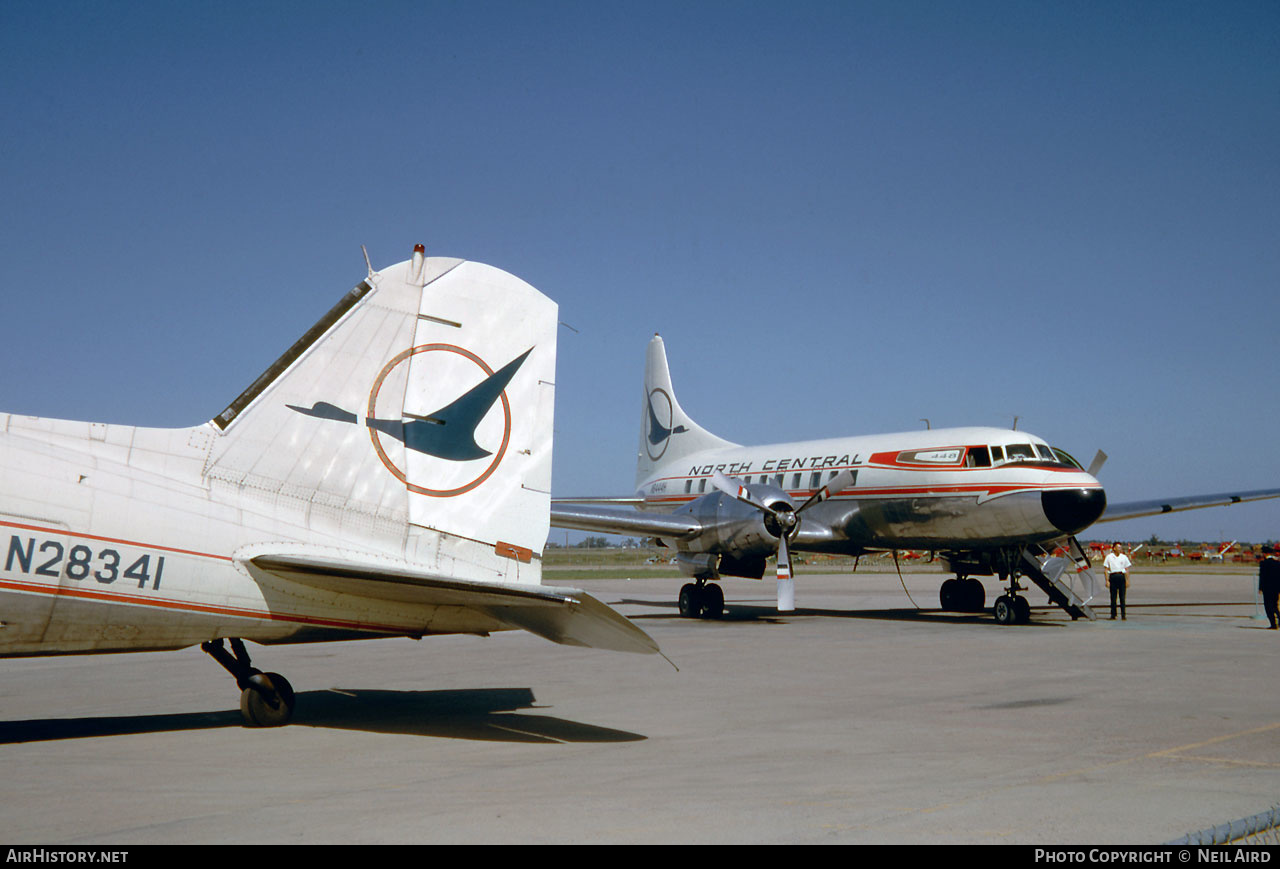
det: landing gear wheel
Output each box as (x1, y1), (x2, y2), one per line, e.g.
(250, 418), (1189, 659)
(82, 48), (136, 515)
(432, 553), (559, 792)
(964, 578), (986, 612)
(240, 672), (295, 727)
(940, 578), (959, 611)
(993, 595), (1016, 626)
(203, 639), (297, 727)
(1013, 596), (1031, 624)
(678, 584), (703, 619)
(700, 583), (724, 619)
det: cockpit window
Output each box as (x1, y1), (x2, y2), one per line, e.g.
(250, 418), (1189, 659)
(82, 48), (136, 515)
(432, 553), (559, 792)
(1035, 444), (1056, 461)
(991, 445), (1005, 462)
(1052, 447), (1084, 469)
(965, 446), (991, 467)
(1006, 444), (1036, 461)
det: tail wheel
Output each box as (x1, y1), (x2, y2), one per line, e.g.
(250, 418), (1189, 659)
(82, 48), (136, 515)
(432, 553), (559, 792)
(240, 672), (296, 727)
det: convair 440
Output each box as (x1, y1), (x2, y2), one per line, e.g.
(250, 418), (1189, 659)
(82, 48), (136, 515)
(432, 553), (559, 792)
(553, 335), (1280, 623)
(0, 246), (656, 726)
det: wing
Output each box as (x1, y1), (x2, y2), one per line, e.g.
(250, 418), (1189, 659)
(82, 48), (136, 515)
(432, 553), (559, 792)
(1097, 487), (1280, 524)
(550, 502), (701, 540)
(249, 553), (657, 654)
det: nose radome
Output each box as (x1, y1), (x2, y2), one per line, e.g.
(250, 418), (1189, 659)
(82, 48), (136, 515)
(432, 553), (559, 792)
(1042, 487), (1107, 535)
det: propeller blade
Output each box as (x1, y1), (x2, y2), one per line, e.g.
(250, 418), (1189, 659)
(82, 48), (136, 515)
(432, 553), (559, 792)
(1086, 450), (1108, 477)
(710, 471), (770, 512)
(795, 468), (857, 514)
(776, 533), (795, 612)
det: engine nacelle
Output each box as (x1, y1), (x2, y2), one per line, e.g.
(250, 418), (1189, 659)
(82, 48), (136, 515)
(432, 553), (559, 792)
(667, 486), (794, 579)
(673, 550), (768, 581)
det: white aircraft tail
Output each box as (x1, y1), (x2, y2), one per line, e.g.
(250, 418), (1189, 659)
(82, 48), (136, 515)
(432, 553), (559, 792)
(636, 334), (737, 488)
(205, 246), (557, 581)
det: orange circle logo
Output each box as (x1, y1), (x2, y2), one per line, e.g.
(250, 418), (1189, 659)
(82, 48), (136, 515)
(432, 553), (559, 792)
(366, 344), (513, 498)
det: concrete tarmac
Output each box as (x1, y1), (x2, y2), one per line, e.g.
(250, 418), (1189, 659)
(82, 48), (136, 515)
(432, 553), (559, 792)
(0, 570), (1276, 844)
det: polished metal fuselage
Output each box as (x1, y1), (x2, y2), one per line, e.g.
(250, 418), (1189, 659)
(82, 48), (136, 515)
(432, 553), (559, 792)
(640, 425), (1104, 557)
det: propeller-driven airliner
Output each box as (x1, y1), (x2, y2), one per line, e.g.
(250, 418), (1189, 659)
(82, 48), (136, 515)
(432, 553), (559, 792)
(0, 246), (657, 727)
(552, 335), (1280, 623)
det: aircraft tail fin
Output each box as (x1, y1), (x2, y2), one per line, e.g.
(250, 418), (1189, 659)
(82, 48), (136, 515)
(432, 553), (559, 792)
(636, 334), (737, 488)
(203, 246), (557, 583)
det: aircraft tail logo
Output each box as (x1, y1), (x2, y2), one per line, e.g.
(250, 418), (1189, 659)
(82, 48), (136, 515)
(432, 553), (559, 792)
(644, 387), (687, 460)
(286, 345), (533, 496)
(635, 334), (738, 488)
(204, 252), (557, 559)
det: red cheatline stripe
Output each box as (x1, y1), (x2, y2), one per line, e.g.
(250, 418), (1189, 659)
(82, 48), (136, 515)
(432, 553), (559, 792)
(0, 519), (232, 562)
(643, 482), (1099, 505)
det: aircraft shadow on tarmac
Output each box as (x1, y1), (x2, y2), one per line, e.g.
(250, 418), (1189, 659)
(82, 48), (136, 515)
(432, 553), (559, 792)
(619, 598), (1065, 627)
(0, 687), (646, 744)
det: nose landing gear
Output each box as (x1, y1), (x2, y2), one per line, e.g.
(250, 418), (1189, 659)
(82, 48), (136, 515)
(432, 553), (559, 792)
(992, 592), (1032, 625)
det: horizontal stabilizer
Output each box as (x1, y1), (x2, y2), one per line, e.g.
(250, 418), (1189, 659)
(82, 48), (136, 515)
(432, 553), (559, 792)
(550, 503), (702, 539)
(250, 554), (658, 655)
(1099, 487), (1280, 524)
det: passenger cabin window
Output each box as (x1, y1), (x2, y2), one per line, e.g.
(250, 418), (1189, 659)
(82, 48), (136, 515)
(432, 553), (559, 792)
(685, 479), (692, 494)
(773, 474), (784, 487)
(810, 471), (822, 489)
(965, 446), (991, 468)
(792, 473), (801, 489)
(698, 479), (706, 493)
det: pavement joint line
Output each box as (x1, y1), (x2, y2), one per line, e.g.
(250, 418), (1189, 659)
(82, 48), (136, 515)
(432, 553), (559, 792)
(1037, 721), (1280, 783)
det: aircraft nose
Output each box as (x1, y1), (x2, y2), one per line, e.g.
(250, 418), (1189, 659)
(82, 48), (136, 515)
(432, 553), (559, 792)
(1042, 487), (1107, 535)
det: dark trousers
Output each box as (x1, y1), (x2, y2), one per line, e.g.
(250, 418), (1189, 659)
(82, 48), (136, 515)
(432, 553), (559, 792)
(1264, 590), (1279, 628)
(1109, 573), (1126, 619)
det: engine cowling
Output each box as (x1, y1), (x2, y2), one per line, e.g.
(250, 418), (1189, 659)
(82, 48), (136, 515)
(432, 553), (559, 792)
(668, 487), (794, 579)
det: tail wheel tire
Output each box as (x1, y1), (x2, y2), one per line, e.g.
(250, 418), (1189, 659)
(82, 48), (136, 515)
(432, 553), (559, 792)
(240, 672), (296, 727)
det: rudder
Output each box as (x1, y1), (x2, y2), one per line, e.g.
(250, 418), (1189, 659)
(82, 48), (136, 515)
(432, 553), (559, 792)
(205, 246), (556, 581)
(635, 334), (736, 488)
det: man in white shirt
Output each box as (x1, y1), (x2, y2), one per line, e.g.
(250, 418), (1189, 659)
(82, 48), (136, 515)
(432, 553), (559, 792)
(1103, 542), (1132, 620)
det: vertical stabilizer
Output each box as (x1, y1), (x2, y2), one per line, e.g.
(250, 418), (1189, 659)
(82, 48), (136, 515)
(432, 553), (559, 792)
(204, 249), (556, 582)
(636, 335), (737, 488)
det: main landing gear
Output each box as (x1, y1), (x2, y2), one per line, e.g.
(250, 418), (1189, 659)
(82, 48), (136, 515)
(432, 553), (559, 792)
(201, 638), (296, 727)
(939, 569), (1031, 624)
(678, 581), (724, 619)
(939, 576), (987, 613)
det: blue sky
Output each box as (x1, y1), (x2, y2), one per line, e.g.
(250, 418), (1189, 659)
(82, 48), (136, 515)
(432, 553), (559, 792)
(2, 1), (1278, 542)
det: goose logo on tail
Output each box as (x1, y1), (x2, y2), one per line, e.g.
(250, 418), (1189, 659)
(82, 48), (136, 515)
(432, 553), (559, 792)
(645, 387), (686, 461)
(288, 345), (533, 497)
